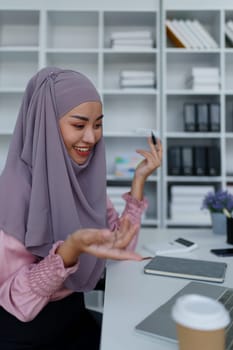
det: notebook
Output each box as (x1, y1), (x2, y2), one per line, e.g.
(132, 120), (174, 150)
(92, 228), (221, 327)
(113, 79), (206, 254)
(144, 255), (227, 283)
(135, 281), (233, 350)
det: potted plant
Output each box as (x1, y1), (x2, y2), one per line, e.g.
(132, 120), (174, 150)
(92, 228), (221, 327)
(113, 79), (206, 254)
(202, 190), (233, 234)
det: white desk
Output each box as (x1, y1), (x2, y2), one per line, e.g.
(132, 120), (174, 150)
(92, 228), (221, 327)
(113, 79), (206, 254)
(100, 228), (233, 350)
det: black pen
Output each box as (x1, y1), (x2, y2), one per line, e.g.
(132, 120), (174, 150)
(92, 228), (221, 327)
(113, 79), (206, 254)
(151, 131), (157, 145)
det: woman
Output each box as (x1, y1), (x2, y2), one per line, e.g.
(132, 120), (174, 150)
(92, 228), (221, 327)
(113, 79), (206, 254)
(0, 67), (162, 349)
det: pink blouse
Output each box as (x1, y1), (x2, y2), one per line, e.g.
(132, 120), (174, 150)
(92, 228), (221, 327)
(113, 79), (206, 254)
(0, 193), (147, 322)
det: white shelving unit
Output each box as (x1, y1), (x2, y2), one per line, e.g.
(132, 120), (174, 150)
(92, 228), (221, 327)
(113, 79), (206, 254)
(0, 0), (160, 227)
(2, 0), (233, 229)
(161, 0), (233, 227)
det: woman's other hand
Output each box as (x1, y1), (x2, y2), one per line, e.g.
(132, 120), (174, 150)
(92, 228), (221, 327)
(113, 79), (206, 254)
(56, 216), (142, 267)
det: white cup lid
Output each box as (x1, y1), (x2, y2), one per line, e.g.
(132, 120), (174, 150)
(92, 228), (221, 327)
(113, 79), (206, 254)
(171, 294), (230, 331)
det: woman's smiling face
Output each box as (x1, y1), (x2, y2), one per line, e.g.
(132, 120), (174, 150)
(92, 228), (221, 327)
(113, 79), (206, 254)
(59, 101), (103, 165)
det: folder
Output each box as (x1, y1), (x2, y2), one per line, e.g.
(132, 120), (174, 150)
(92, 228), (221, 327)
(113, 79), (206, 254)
(181, 146), (193, 175)
(168, 147), (181, 175)
(208, 103), (220, 132)
(207, 146), (220, 176)
(183, 103), (196, 132)
(196, 103), (209, 132)
(193, 146), (207, 176)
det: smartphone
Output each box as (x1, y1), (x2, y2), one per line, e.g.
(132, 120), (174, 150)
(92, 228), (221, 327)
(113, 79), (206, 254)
(210, 248), (233, 257)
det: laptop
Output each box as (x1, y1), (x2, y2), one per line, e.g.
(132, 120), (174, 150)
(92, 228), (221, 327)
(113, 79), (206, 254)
(135, 281), (233, 350)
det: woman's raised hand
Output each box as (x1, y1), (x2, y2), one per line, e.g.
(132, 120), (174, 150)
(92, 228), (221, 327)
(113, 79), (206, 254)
(134, 137), (163, 181)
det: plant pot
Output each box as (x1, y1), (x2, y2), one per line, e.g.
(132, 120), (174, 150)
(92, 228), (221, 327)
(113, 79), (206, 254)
(211, 213), (227, 235)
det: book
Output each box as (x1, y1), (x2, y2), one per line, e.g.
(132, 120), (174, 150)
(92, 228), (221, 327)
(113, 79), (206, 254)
(111, 38), (154, 48)
(187, 76), (220, 84)
(168, 147), (181, 175)
(225, 22), (233, 45)
(227, 20), (233, 32)
(170, 208), (211, 225)
(207, 146), (220, 176)
(165, 19), (187, 48)
(193, 20), (218, 49)
(120, 78), (155, 88)
(170, 185), (214, 196)
(191, 84), (220, 92)
(120, 70), (154, 79)
(208, 103), (220, 132)
(110, 30), (152, 40)
(186, 20), (208, 49)
(196, 103), (209, 132)
(193, 146), (207, 176)
(144, 256), (227, 283)
(181, 146), (193, 175)
(183, 103), (196, 132)
(173, 20), (194, 49)
(226, 21), (233, 45)
(112, 45), (152, 50)
(171, 195), (204, 205)
(190, 20), (212, 49)
(178, 20), (200, 49)
(191, 67), (219, 77)
(171, 20), (193, 48)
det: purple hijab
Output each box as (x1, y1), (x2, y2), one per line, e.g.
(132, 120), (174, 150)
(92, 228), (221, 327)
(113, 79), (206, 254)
(0, 67), (107, 291)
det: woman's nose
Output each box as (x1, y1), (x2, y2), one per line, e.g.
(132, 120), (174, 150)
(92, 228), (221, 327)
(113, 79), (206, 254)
(82, 128), (95, 143)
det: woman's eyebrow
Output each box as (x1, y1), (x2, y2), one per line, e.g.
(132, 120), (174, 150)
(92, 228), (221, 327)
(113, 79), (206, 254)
(70, 114), (104, 121)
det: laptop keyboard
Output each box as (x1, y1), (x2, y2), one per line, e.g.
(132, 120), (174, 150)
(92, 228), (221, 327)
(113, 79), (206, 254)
(219, 289), (233, 350)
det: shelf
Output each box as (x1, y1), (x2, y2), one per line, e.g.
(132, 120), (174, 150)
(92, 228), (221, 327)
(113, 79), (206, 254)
(46, 11), (99, 49)
(166, 90), (221, 95)
(0, 52), (38, 90)
(103, 52), (157, 90)
(166, 48), (220, 53)
(166, 176), (221, 182)
(107, 174), (158, 182)
(102, 88), (157, 95)
(0, 10), (39, 47)
(103, 11), (157, 49)
(166, 219), (211, 227)
(166, 132), (221, 139)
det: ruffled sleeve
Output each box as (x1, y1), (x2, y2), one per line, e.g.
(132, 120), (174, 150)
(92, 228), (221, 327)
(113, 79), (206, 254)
(28, 241), (78, 297)
(0, 231), (78, 322)
(106, 193), (148, 251)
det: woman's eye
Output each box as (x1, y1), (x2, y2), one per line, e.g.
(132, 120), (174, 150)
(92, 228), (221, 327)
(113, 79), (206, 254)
(94, 123), (103, 129)
(74, 124), (84, 129)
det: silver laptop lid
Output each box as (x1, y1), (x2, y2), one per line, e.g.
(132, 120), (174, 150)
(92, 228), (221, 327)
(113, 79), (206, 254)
(135, 281), (228, 343)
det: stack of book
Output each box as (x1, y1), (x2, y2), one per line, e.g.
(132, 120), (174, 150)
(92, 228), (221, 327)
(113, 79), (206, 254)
(110, 30), (154, 50)
(186, 67), (220, 91)
(166, 19), (218, 49)
(225, 20), (233, 46)
(119, 70), (155, 88)
(107, 186), (131, 215)
(169, 185), (214, 224)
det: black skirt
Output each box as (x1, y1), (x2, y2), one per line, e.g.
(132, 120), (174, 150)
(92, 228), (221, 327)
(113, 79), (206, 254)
(0, 292), (101, 350)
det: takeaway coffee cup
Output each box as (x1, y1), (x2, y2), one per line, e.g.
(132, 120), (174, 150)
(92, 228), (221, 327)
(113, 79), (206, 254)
(171, 294), (230, 350)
